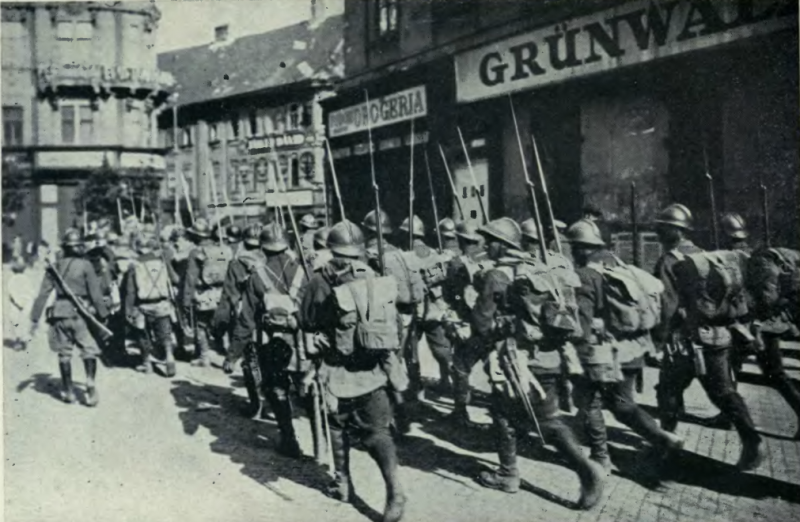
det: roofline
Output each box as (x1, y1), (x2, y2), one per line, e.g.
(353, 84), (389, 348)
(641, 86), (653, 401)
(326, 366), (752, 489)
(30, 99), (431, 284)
(170, 77), (336, 111)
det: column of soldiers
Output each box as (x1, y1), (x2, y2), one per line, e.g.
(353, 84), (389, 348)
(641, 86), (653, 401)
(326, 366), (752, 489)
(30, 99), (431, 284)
(26, 197), (800, 522)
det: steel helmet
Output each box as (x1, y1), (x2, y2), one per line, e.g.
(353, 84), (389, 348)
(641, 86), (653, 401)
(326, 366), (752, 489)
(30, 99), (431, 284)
(61, 229), (82, 247)
(520, 218), (540, 241)
(567, 219), (605, 247)
(455, 221), (481, 242)
(399, 215), (426, 238)
(553, 220), (567, 232)
(655, 204), (694, 230)
(188, 218), (212, 239)
(299, 213), (318, 230)
(479, 217), (522, 250)
(227, 224), (242, 242)
(243, 224), (262, 247)
(327, 220), (365, 258)
(313, 226), (330, 249)
(720, 212), (748, 240)
(362, 210), (393, 235)
(88, 229), (109, 248)
(259, 222), (289, 253)
(135, 235), (159, 254)
(106, 231), (120, 245)
(438, 218), (457, 239)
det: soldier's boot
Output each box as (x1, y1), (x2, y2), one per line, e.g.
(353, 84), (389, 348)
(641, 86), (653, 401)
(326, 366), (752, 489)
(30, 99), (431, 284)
(58, 358), (75, 404)
(445, 373), (473, 427)
(274, 396), (302, 459)
(406, 362), (424, 402)
(191, 342), (210, 367)
(326, 428), (354, 503)
(478, 420), (520, 493)
(705, 412), (733, 430)
(589, 443), (612, 473)
(83, 358), (99, 407)
(164, 343), (177, 378)
(136, 344), (153, 374)
(737, 438), (765, 471)
(365, 431), (405, 522)
(547, 421), (604, 510)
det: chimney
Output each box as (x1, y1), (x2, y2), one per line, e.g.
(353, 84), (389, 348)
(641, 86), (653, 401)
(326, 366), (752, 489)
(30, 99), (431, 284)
(214, 24), (229, 43)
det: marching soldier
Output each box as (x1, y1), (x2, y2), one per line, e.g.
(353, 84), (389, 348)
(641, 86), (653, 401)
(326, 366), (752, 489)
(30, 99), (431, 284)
(224, 222), (311, 458)
(653, 205), (764, 470)
(215, 224), (266, 416)
(298, 220), (406, 522)
(85, 229), (122, 355)
(298, 213), (319, 254)
(124, 236), (177, 377)
(438, 218), (460, 255)
(362, 209), (398, 253)
(181, 218), (232, 367)
(568, 219), (683, 473)
(310, 226), (333, 271)
(727, 214), (800, 439)
(443, 221), (491, 426)
(226, 224), (243, 254)
(30, 230), (110, 406)
(472, 218), (604, 509)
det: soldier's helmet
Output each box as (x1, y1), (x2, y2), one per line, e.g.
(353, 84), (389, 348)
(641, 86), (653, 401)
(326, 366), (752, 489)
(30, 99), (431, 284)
(135, 235), (159, 255)
(243, 224), (262, 247)
(227, 224), (242, 242)
(328, 220), (365, 258)
(362, 210), (393, 235)
(438, 218), (457, 239)
(260, 221), (289, 253)
(720, 212), (748, 239)
(188, 218), (212, 239)
(553, 220), (567, 232)
(61, 229), (82, 248)
(520, 218), (540, 241)
(479, 218), (522, 250)
(567, 219), (606, 247)
(300, 213), (318, 230)
(655, 204), (693, 230)
(399, 215), (426, 238)
(212, 224), (227, 242)
(107, 231), (120, 246)
(313, 226), (330, 249)
(455, 221), (481, 242)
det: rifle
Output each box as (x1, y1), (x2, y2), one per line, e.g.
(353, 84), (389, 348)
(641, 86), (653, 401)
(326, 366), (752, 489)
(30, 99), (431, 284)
(704, 146), (719, 249)
(44, 257), (114, 341)
(155, 212), (186, 335)
(324, 138), (346, 221)
(424, 149), (443, 254)
(365, 90), (386, 275)
(507, 96), (546, 264)
(760, 180), (771, 248)
(408, 118), (416, 251)
(500, 338), (545, 444)
(438, 143), (465, 221)
(631, 182), (640, 267)
(457, 126), (487, 224)
(531, 134), (561, 256)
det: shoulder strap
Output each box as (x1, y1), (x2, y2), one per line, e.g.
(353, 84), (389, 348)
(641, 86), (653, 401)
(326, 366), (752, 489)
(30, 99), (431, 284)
(288, 264), (305, 301)
(138, 260), (166, 301)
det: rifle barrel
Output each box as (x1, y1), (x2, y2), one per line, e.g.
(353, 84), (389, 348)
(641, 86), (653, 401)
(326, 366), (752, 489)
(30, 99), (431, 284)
(631, 182), (640, 267)
(438, 144), (464, 221)
(409, 118), (415, 251)
(457, 127), (487, 224)
(365, 90), (385, 275)
(324, 138), (346, 221)
(424, 149), (443, 253)
(531, 134), (561, 255)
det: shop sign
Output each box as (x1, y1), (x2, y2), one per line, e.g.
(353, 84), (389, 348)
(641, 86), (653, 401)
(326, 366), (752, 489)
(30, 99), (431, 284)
(248, 133), (307, 153)
(37, 64), (175, 90)
(328, 85), (427, 138)
(36, 150), (108, 169)
(455, 0), (797, 102)
(120, 152), (166, 170)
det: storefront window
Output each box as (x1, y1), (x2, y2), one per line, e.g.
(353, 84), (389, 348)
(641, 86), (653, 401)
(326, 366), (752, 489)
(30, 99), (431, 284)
(3, 106), (23, 146)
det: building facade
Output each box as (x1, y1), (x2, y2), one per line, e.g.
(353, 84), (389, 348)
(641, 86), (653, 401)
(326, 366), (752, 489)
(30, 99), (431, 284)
(326, 0), (799, 264)
(156, 12), (344, 227)
(1, 1), (174, 249)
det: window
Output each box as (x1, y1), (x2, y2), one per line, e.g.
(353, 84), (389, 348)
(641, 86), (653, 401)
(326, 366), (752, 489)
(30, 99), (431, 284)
(290, 154), (300, 187)
(229, 116), (239, 140)
(209, 123), (218, 143)
(60, 102), (93, 144)
(248, 111), (258, 137)
(262, 113), (274, 135)
(56, 20), (93, 41)
(3, 106), (23, 146)
(288, 104), (301, 130)
(162, 127), (175, 149)
(376, 0), (399, 38)
(300, 152), (315, 184)
(180, 127), (192, 147)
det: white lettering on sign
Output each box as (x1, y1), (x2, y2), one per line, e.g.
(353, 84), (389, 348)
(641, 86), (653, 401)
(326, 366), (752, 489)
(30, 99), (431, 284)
(248, 133), (307, 153)
(455, 0), (797, 102)
(328, 86), (427, 138)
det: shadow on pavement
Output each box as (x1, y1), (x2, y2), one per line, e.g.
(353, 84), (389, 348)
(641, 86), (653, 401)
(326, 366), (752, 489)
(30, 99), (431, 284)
(16, 372), (62, 402)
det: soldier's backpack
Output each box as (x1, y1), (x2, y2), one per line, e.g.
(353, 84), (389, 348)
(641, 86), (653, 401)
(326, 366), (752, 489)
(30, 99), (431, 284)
(675, 250), (748, 322)
(588, 255), (664, 334)
(746, 247), (800, 321)
(498, 254), (582, 337)
(134, 259), (171, 301)
(253, 261), (305, 330)
(382, 250), (426, 306)
(198, 245), (232, 287)
(332, 262), (399, 354)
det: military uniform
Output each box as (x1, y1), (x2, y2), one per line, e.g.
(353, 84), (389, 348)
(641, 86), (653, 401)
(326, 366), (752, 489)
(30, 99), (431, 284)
(124, 240), (176, 377)
(472, 219), (604, 509)
(298, 219), (405, 522)
(228, 224), (311, 457)
(30, 234), (110, 406)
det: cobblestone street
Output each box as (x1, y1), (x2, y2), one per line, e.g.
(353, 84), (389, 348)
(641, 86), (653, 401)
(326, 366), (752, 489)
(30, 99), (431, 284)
(5, 314), (800, 522)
